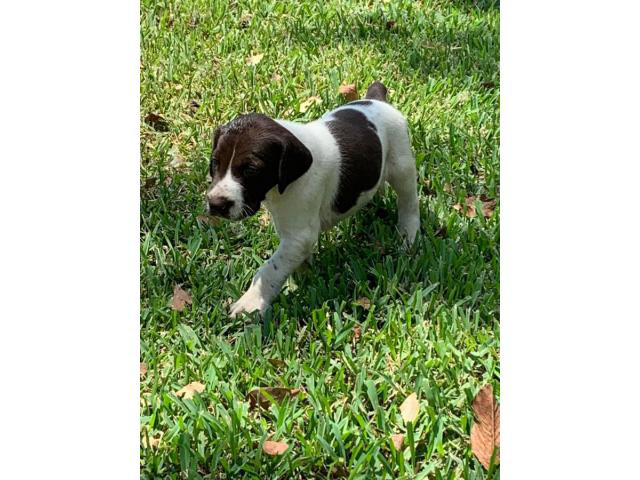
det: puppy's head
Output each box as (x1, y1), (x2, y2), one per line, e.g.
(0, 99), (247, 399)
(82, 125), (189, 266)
(206, 113), (312, 220)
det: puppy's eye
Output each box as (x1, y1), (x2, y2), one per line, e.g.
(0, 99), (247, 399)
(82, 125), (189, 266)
(244, 165), (260, 177)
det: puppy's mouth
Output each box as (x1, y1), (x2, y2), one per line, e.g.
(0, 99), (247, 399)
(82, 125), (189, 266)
(206, 204), (259, 221)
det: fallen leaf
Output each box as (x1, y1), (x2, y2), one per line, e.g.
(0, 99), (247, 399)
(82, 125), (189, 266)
(338, 84), (359, 102)
(142, 432), (163, 448)
(470, 384), (500, 469)
(453, 196), (497, 218)
(391, 434), (404, 450)
(355, 297), (371, 310)
(248, 387), (302, 409)
(246, 53), (264, 66)
(196, 215), (221, 227)
(239, 14), (252, 29)
(259, 210), (271, 227)
(481, 81), (496, 89)
(352, 326), (361, 342)
(263, 440), (289, 455)
(400, 392), (420, 423)
(299, 95), (322, 113)
(142, 177), (157, 190)
(171, 285), (192, 311)
(189, 99), (200, 113)
(144, 113), (169, 132)
(386, 20), (397, 30)
(268, 359), (286, 368)
(140, 362), (148, 378)
(175, 381), (205, 400)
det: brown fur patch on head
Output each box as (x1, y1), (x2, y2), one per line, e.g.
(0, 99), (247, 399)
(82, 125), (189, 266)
(209, 114), (312, 217)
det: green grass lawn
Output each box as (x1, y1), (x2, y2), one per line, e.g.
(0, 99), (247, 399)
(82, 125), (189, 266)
(140, 0), (499, 478)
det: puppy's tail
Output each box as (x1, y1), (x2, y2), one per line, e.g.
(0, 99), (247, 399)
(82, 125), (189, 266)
(365, 81), (388, 102)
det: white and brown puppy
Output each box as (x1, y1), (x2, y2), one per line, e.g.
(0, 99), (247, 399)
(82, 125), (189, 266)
(206, 81), (420, 317)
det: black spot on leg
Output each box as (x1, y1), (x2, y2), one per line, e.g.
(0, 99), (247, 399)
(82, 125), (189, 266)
(326, 109), (382, 214)
(273, 263), (278, 271)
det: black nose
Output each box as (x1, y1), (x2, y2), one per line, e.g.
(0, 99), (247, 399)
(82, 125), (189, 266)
(208, 197), (234, 216)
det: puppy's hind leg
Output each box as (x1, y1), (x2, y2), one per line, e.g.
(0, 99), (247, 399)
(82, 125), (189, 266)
(386, 135), (420, 247)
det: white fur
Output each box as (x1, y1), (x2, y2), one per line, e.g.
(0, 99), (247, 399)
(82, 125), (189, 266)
(230, 100), (420, 317)
(207, 146), (244, 219)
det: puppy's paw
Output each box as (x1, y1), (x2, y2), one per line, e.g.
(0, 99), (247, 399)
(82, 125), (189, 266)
(399, 217), (420, 249)
(229, 289), (268, 318)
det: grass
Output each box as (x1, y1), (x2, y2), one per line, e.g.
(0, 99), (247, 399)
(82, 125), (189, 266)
(140, 0), (500, 478)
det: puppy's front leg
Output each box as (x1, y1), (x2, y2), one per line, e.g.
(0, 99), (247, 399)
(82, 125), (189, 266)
(229, 230), (318, 317)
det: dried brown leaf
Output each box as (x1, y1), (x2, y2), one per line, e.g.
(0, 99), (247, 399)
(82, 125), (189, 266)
(268, 358), (286, 368)
(175, 381), (205, 400)
(246, 53), (264, 66)
(140, 362), (148, 378)
(239, 14), (252, 29)
(391, 433), (404, 450)
(454, 196), (496, 218)
(352, 326), (361, 342)
(470, 384), (500, 469)
(338, 84), (359, 102)
(248, 387), (302, 409)
(171, 285), (192, 312)
(399, 392), (420, 423)
(386, 20), (397, 30)
(189, 99), (200, 113)
(262, 440), (289, 455)
(355, 297), (371, 310)
(300, 95), (322, 113)
(144, 113), (169, 132)
(142, 432), (163, 449)
(259, 210), (271, 227)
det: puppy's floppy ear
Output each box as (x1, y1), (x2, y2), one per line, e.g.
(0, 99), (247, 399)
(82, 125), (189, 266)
(277, 131), (312, 194)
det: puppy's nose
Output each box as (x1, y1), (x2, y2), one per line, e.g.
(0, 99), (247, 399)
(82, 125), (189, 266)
(208, 196), (234, 216)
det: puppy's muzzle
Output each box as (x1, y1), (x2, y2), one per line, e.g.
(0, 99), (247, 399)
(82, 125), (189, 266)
(208, 196), (235, 218)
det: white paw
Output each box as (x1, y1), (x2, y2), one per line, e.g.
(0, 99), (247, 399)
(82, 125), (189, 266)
(229, 289), (268, 318)
(399, 216), (420, 248)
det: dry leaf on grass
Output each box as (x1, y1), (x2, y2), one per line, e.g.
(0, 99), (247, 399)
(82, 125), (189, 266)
(246, 53), (264, 66)
(263, 440), (289, 455)
(142, 432), (163, 448)
(171, 286), (192, 311)
(175, 381), (205, 400)
(258, 210), (271, 227)
(453, 195), (497, 218)
(196, 215), (221, 227)
(140, 362), (148, 378)
(470, 384), (500, 469)
(189, 99), (200, 113)
(338, 84), (359, 102)
(300, 96), (322, 113)
(391, 434), (404, 450)
(355, 297), (371, 310)
(144, 113), (169, 132)
(268, 359), (286, 368)
(352, 326), (361, 342)
(400, 392), (420, 423)
(248, 387), (302, 409)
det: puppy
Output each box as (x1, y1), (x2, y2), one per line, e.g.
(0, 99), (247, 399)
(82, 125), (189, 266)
(206, 81), (420, 317)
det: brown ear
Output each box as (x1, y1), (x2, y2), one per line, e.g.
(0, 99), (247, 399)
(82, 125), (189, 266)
(277, 132), (312, 194)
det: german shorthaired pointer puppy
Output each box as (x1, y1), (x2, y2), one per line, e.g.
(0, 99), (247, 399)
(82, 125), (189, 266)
(206, 81), (420, 317)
